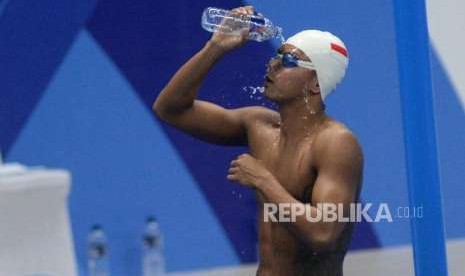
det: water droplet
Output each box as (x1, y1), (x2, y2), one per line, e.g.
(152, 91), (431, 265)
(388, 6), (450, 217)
(303, 93), (309, 104)
(242, 85), (266, 102)
(276, 29), (286, 45)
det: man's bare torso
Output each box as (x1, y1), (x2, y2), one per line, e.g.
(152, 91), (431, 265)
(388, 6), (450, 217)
(245, 109), (354, 276)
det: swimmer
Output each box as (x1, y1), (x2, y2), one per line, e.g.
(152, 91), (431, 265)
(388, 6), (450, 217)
(154, 6), (363, 276)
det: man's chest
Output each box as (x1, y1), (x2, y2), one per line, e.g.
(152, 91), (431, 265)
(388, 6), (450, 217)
(249, 129), (317, 202)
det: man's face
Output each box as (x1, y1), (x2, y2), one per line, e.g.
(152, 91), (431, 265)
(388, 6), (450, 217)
(264, 44), (318, 103)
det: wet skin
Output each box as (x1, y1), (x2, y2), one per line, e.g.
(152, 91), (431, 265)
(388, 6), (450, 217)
(246, 108), (359, 276)
(153, 6), (363, 276)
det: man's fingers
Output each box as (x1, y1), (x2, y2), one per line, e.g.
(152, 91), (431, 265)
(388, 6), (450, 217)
(228, 167), (239, 174)
(232, 7), (246, 15)
(227, 174), (237, 181)
(231, 153), (252, 167)
(239, 29), (249, 40)
(232, 6), (254, 15)
(243, 6), (255, 15)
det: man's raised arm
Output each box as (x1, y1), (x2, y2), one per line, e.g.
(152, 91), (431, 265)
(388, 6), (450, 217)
(153, 6), (256, 146)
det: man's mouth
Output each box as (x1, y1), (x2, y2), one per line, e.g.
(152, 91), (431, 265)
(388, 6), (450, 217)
(265, 75), (273, 83)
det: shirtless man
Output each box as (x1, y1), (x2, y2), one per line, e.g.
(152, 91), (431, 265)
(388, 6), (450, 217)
(153, 6), (363, 276)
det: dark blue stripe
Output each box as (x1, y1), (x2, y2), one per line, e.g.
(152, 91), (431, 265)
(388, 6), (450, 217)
(0, 0), (95, 154)
(86, 0), (269, 263)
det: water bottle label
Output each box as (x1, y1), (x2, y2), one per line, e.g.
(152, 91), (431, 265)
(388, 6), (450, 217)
(144, 235), (160, 248)
(89, 244), (106, 258)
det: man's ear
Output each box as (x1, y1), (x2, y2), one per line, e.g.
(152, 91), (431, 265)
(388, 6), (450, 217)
(309, 74), (321, 95)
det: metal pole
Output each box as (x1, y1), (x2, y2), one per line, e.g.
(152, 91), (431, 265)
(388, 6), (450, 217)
(392, 1), (448, 275)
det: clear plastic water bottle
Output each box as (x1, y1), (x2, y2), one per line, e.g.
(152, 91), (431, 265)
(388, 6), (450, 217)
(201, 7), (284, 42)
(87, 224), (109, 276)
(142, 217), (165, 276)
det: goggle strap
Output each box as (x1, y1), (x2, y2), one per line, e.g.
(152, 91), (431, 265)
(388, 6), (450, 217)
(297, 60), (315, 70)
(277, 54), (315, 70)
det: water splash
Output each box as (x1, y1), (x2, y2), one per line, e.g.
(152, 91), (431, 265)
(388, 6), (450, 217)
(303, 82), (318, 114)
(242, 86), (265, 101)
(302, 84), (319, 115)
(240, 85), (278, 110)
(276, 28), (286, 45)
(303, 88), (310, 105)
(303, 92), (309, 104)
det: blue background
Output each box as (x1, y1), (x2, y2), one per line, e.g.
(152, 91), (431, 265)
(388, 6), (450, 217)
(1, 0), (464, 275)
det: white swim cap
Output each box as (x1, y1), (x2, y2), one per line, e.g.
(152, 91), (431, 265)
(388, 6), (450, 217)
(285, 30), (349, 101)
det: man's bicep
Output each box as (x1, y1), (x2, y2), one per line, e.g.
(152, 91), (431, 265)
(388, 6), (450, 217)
(313, 132), (362, 203)
(311, 170), (358, 208)
(166, 100), (250, 145)
(311, 130), (363, 205)
(309, 131), (363, 239)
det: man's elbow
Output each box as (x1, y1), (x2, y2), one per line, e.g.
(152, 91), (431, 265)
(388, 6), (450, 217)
(152, 98), (170, 121)
(152, 95), (190, 122)
(152, 99), (162, 116)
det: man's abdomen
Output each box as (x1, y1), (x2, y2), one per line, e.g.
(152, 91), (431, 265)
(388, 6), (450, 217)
(257, 218), (347, 276)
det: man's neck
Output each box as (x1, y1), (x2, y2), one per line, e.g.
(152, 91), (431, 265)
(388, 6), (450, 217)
(278, 98), (327, 143)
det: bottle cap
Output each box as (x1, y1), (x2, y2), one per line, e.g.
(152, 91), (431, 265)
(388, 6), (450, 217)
(146, 216), (157, 223)
(91, 224), (103, 231)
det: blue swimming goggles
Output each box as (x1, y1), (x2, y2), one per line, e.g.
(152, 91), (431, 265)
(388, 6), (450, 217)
(275, 53), (315, 70)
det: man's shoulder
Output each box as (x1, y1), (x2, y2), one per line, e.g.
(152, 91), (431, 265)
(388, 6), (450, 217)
(313, 120), (363, 161)
(238, 106), (280, 125)
(317, 120), (355, 141)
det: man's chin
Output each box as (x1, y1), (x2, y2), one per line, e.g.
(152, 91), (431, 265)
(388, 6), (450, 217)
(264, 90), (279, 102)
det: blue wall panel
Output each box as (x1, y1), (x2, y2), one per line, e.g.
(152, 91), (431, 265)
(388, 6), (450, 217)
(86, 0), (276, 262)
(7, 30), (238, 275)
(430, 48), (465, 239)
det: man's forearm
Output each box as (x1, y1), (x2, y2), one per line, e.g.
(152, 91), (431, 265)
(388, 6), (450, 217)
(256, 178), (339, 252)
(153, 41), (226, 114)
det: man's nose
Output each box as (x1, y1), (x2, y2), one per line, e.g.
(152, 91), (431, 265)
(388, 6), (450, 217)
(267, 58), (281, 73)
